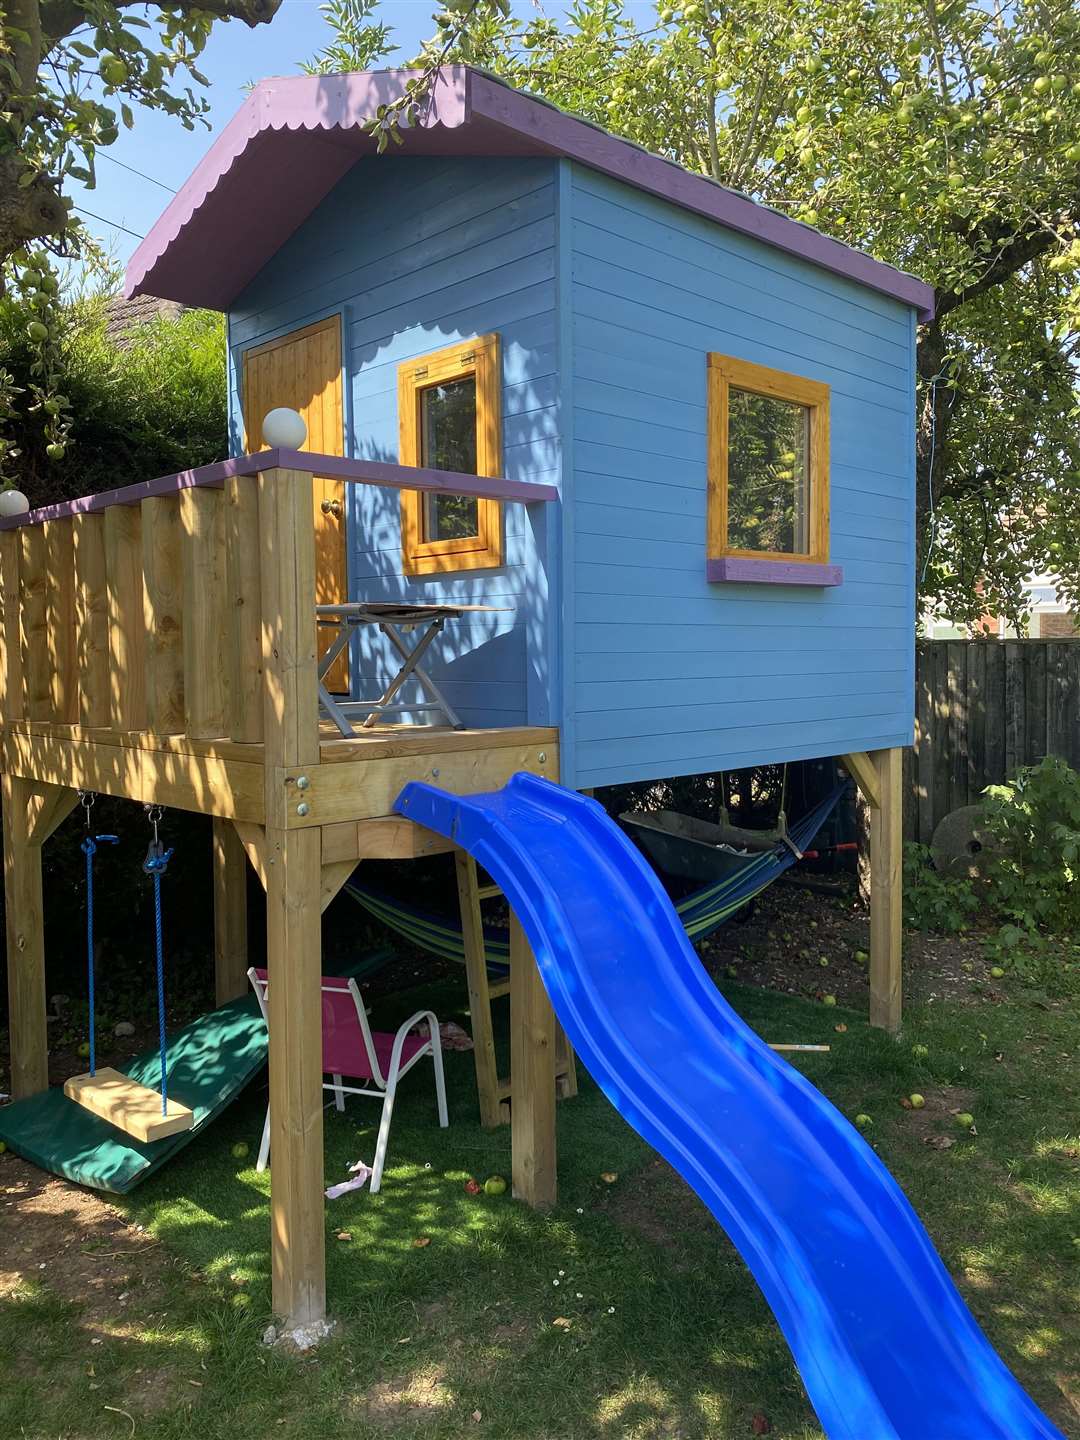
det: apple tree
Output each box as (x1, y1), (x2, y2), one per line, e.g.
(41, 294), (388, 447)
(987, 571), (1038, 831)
(425, 0), (1080, 627)
(0, 0), (282, 481)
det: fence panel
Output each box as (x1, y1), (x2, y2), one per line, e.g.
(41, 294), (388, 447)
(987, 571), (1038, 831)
(906, 639), (1080, 843)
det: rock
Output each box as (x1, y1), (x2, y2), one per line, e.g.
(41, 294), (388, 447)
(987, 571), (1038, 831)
(261, 1324), (278, 1347)
(114, 1021), (136, 1038)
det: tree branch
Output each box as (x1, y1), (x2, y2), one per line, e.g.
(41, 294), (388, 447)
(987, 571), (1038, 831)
(39, 0), (282, 46)
(935, 210), (1075, 318)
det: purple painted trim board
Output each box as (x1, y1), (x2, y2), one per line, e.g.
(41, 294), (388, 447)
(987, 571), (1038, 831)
(125, 67), (934, 321)
(706, 557), (844, 586)
(0, 450), (559, 531)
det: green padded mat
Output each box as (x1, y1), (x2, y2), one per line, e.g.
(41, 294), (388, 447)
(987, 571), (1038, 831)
(0, 995), (268, 1193)
(0, 946), (394, 1194)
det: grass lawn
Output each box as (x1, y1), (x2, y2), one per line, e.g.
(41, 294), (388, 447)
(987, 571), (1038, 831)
(1, 958), (1078, 1439)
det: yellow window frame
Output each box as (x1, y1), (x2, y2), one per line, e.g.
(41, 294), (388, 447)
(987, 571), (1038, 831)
(707, 353), (831, 565)
(399, 334), (503, 575)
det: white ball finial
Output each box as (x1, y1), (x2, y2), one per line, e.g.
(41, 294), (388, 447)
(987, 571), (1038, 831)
(0, 488), (30, 518)
(262, 407), (307, 450)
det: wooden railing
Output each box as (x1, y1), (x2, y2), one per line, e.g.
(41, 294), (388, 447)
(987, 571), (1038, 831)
(0, 449), (558, 748)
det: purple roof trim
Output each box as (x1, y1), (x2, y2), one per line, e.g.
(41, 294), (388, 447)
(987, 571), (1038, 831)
(706, 557), (844, 587)
(0, 450), (559, 531)
(125, 67), (934, 321)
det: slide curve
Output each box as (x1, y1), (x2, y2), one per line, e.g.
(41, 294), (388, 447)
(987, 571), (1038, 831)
(395, 773), (1064, 1440)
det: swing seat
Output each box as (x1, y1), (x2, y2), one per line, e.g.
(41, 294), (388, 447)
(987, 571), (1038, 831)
(64, 1068), (194, 1143)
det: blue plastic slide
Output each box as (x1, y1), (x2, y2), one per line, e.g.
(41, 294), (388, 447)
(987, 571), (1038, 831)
(395, 773), (1064, 1440)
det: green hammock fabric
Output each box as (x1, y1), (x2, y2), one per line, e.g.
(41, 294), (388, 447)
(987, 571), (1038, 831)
(344, 782), (849, 969)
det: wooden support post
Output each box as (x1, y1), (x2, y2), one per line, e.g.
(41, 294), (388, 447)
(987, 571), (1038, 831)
(869, 747), (903, 1033)
(212, 817), (249, 1006)
(2, 775), (48, 1098)
(509, 914), (557, 1209)
(456, 851), (503, 1128)
(265, 826), (325, 1330)
(258, 465), (326, 1333)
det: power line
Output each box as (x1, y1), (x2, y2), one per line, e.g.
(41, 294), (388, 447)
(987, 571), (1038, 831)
(99, 152), (177, 194)
(74, 205), (145, 241)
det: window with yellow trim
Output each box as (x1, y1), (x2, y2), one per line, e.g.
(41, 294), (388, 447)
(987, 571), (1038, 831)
(399, 335), (503, 574)
(707, 354), (830, 563)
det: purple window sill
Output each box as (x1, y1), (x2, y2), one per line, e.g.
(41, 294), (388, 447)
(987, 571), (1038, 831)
(707, 557), (843, 587)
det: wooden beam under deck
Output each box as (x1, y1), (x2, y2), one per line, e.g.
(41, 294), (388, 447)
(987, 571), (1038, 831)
(0, 722), (558, 828)
(276, 733), (558, 830)
(0, 725), (266, 822)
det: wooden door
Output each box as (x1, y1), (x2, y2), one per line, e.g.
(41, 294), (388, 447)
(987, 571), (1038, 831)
(242, 316), (348, 692)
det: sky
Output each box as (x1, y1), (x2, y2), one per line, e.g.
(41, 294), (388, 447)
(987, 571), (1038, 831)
(74, 0), (656, 278)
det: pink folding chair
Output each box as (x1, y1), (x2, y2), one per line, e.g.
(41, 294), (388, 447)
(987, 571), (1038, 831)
(247, 967), (449, 1194)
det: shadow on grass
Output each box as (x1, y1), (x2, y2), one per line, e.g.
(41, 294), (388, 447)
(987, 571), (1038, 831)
(12, 976), (1073, 1440)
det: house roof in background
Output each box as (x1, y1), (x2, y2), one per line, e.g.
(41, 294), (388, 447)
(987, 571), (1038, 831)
(124, 66), (934, 320)
(105, 293), (185, 343)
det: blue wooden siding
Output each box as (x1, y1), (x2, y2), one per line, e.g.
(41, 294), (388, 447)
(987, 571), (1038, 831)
(564, 162), (917, 789)
(227, 156), (561, 728)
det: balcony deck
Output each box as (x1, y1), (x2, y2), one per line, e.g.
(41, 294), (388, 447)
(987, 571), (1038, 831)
(0, 451), (560, 832)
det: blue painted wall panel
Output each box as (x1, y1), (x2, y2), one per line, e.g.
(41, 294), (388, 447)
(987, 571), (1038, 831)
(226, 148), (919, 788)
(565, 163), (917, 788)
(228, 156), (561, 728)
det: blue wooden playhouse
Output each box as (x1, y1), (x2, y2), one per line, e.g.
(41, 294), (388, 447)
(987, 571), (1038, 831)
(0, 67), (936, 1338)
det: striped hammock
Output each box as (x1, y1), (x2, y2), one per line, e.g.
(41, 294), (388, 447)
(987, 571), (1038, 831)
(343, 781), (850, 970)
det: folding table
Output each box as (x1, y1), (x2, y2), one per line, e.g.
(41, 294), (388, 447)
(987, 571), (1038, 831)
(316, 601), (502, 736)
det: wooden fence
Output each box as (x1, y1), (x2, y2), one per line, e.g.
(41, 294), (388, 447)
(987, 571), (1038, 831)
(906, 639), (1080, 844)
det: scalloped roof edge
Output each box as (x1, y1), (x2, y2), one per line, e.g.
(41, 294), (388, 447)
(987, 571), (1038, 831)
(124, 66), (934, 321)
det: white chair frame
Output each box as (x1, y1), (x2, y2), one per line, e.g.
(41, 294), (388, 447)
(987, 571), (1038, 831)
(247, 967), (449, 1194)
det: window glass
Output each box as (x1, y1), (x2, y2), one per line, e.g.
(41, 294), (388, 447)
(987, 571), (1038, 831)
(420, 376), (480, 541)
(727, 387), (810, 555)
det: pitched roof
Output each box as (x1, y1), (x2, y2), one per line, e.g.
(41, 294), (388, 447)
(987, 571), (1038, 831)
(124, 66), (934, 319)
(105, 292), (185, 344)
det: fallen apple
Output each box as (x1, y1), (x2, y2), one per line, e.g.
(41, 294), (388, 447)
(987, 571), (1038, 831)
(854, 1114), (873, 1130)
(955, 1112), (975, 1128)
(989, 966), (1005, 979)
(911, 1044), (929, 1060)
(822, 994), (837, 1007)
(484, 1175), (507, 1197)
(908, 1094), (926, 1109)
(854, 950), (868, 965)
(464, 1178), (481, 1195)
(600, 1171), (618, 1184)
(77, 1041), (91, 1059)
(0, 1140), (7, 1155)
(231, 1142), (250, 1160)
(819, 957), (829, 967)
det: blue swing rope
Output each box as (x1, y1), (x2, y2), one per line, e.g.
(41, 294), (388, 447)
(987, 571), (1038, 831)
(83, 833), (97, 1077)
(143, 806), (174, 1117)
(79, 792), (117, 1078)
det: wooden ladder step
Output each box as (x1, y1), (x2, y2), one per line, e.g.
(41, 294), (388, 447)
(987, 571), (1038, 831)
(456, 849), (578, 1129)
